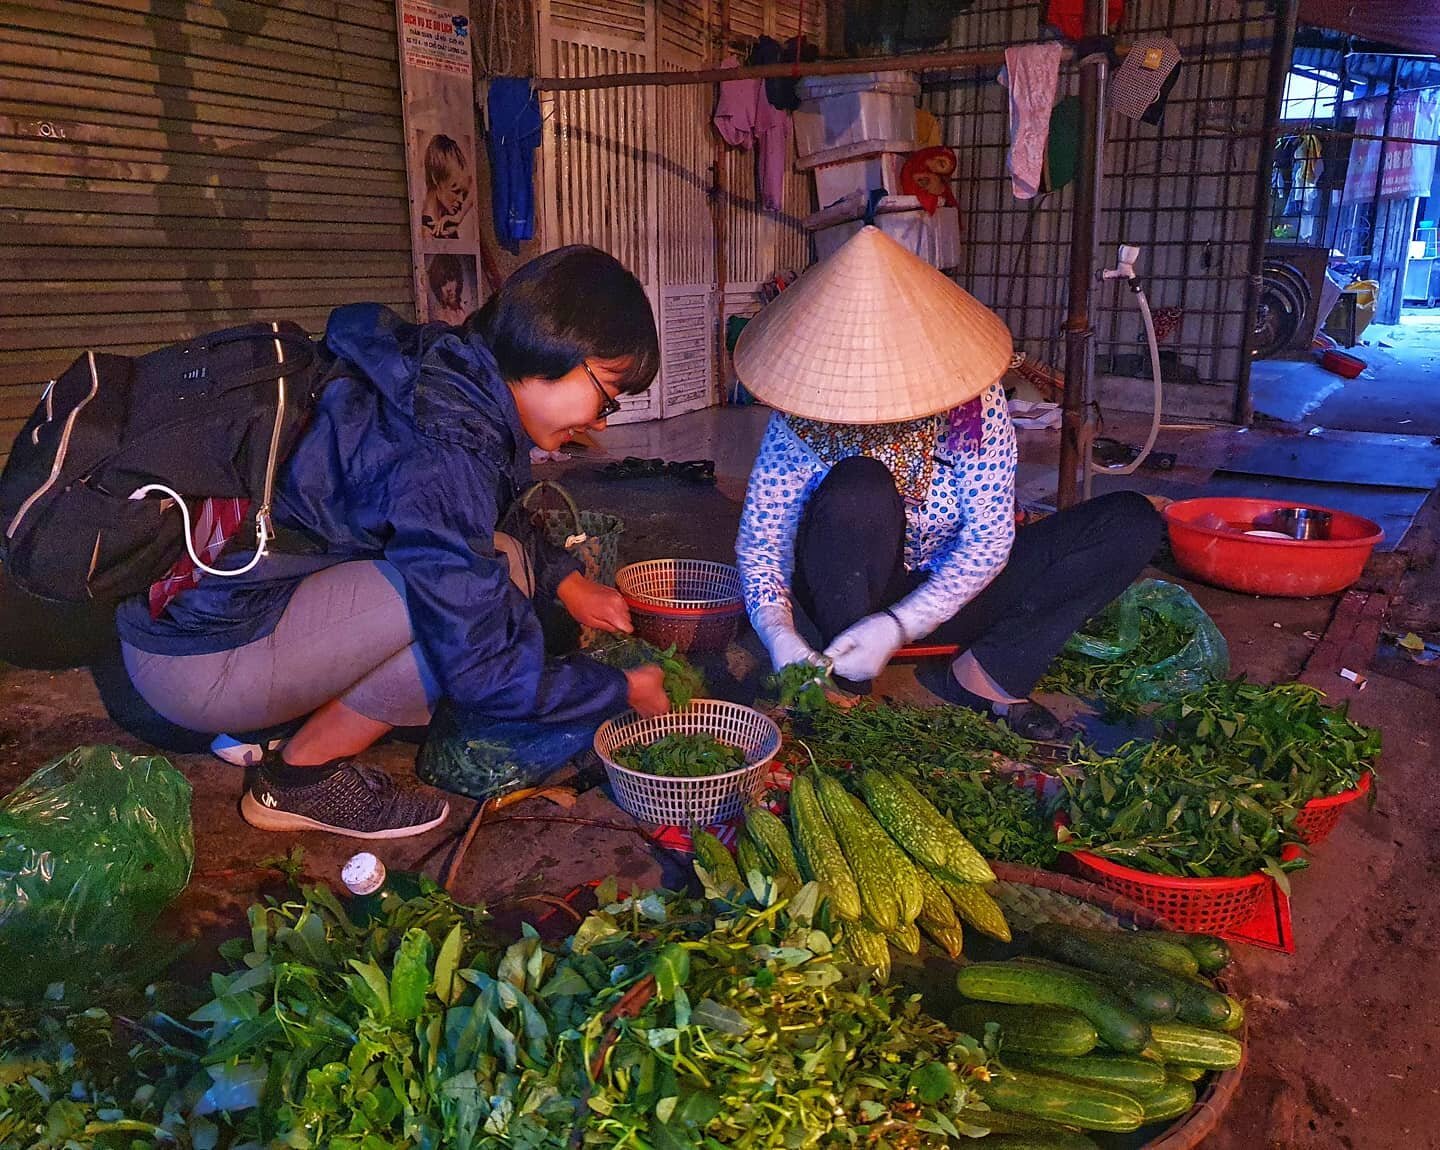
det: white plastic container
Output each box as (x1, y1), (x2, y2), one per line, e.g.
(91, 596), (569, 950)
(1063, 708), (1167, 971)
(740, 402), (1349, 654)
(793, 71), (919, 158)
(811, 199), (961, 270)
(799, 139), (915, 209)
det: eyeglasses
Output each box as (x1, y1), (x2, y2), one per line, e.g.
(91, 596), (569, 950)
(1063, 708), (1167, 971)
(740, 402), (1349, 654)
(581, 360), (622, 421)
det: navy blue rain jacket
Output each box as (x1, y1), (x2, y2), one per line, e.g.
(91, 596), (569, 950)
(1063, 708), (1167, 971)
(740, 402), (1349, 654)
(116, 304), (628, 724)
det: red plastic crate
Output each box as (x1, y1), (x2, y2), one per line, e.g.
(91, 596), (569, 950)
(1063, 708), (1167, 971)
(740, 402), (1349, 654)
(1293, 772), (1373, 846)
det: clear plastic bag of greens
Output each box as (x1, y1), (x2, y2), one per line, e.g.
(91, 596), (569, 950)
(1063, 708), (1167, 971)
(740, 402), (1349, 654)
(416, 704), (599, 802)
(1062, 578), (1229, 704)
(0, 746), (193, 995)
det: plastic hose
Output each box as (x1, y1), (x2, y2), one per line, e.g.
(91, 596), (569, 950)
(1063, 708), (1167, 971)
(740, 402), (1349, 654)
(1085, 281), (1163, 500)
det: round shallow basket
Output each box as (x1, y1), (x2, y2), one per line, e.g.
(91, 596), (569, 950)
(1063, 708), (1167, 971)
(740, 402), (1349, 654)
(1066, 850), (1271, 936)
(989, 864), (1247, 1150)
(616, 559), (744, 654)
(1294, 771), (1372, 846)
(594, 699), (781, 825)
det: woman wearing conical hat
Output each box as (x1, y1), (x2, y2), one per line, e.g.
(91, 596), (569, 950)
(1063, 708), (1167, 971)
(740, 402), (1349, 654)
(733, 228), (1161, 738)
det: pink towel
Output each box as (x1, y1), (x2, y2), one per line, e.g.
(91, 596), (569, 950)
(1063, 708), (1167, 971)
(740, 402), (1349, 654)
(1001, 42), (1063, 200)
(714, 55), (791, 211)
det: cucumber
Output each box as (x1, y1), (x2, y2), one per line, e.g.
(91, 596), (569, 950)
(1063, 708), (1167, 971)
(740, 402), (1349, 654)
(1090, 971), (1178, 1021)
(1029, 924), (1232, 1027)
(1173, 933), (1231, 974)
(1145, 1021), (1243, 1070)
(973, 1135), (1101, 1150)
(789, 775), (863, 921)
(1219, 993), (1245, 1032)
(1049, 926), (1199, 977)
(952, 1003), (1098, 1057)
(1140, 1077), (1197, 1123)
(956, 962), (1150, 1054)
(961, 1111), (1094, 1145)
(978, 1068), (1145, 1133)
(1167, 1063), (1206, 1082)
(1009, 1053), (1167, 1096)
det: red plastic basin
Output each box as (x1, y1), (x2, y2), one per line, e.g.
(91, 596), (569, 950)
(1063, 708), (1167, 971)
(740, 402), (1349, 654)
(1163, 497), (1383, 598)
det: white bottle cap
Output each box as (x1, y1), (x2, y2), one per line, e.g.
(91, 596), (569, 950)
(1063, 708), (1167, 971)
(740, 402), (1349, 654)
(341, 852), (386, 896)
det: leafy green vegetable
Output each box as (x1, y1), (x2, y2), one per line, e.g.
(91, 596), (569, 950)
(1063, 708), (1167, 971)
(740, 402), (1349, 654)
(0, 877), (995, 1150)
(1036, 608), (1194, 714)
(612, 733), (748, 778)
(766, 661), (831, 713)
(589, 639), (707, 708)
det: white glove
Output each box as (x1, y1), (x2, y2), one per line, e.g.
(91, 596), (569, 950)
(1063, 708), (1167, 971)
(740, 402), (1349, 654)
(824, 612), (905, 682)
(751, 604), (825, 673)
(766, 626), (826, 674)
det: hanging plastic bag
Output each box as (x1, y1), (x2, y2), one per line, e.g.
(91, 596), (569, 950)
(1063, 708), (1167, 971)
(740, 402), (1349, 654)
(0, 746), (193, 993)
(1063, 578), (1229, 704)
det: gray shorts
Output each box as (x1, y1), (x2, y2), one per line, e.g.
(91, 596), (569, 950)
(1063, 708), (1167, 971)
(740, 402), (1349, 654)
(123, 535), (533, 733)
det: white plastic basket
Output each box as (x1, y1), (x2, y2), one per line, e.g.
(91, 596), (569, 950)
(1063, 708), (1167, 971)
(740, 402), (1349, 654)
(615, 559), (742, 609)
(594, 699), (781, 826)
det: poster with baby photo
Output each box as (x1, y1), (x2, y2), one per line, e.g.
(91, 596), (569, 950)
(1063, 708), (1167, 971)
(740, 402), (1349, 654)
(424, 253), (478, 326)
(396, 0), (485, 318)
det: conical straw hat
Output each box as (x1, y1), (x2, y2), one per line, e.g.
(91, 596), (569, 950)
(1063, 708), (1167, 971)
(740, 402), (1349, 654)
(733, 226), (1013, 424)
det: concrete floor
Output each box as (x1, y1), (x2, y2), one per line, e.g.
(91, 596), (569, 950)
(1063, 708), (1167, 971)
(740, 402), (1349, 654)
(1252, 316), (1440, 436)
(2, 406), (1438, 1147)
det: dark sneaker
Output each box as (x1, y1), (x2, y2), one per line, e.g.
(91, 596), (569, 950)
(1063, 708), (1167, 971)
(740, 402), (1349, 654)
(241, 761), (450, 839)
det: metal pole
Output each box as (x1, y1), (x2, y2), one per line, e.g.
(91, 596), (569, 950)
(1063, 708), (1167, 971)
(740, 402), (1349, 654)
(1056, 0), (1107, 510)
(1233, 0), (1299, 425)
(535, 43), (1093, 91)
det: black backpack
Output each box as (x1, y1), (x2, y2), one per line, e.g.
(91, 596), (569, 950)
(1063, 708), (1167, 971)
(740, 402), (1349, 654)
(0, 321), (327, 606)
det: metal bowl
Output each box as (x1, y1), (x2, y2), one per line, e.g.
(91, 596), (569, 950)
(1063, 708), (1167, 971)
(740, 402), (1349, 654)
(1271, 507), (1333, 540)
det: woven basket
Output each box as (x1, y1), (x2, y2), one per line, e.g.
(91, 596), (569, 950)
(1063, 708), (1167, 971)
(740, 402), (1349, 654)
(520, 480), (624, 586)
(616, 559), (745, 653)
(594, 699), (781, 825)
(989, 864), (1247, 1150)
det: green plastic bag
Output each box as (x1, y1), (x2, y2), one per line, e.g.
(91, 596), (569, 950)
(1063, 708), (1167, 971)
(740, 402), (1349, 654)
(1063, 578), (1229, 704)
(0, 746), (193, 994)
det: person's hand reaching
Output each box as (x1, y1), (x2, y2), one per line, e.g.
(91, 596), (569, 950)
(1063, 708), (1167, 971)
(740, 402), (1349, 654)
(558, 573), (633, 634)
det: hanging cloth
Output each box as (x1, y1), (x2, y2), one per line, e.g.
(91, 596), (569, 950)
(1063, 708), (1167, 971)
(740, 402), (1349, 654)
(915, 106), (943, 149)
(1000, 42), (1064, 200)
(1110, 36), (1183, 124)
(485, 77), (543, 247)
(901, 147), (959, 214)
(714, 55), (792, 212)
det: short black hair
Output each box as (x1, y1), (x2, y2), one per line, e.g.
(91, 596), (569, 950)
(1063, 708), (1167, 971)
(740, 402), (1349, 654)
(467, 245), (659, 394)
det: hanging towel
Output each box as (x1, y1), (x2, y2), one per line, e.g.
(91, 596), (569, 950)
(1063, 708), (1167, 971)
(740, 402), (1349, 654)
(714, 55), (792, 211)
(915, 106), (943, 148)
(1000, 42), (1063, 200)
(485, 77), (543, 247)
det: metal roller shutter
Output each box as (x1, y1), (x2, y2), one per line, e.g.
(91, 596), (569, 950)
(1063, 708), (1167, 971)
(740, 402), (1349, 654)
(0, 0), (414, 467)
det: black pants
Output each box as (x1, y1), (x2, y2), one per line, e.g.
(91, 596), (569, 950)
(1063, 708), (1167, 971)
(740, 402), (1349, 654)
(792, 456), (1164, 696)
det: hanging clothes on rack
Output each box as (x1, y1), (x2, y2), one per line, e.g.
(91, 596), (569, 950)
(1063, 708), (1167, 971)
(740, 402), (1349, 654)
(714, 54), (792, 212)
(1000, 42), (1063, 200)
(484, 77), (543, 247)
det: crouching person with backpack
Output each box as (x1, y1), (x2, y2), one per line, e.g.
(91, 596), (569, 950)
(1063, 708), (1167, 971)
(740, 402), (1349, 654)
(112, 247), (670, 839)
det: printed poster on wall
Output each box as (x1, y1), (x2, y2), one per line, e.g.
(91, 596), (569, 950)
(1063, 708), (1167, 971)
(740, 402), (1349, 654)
(396, 0), (484, 322)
